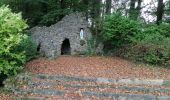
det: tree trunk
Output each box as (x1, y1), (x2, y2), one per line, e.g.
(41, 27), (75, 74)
(156, 0), (164, 25)
(106, 0), (112, 14)
(60, 0), (64, 9)
(129, 0), (142, 20)
(90, 0), (101, 34)
(129, 0), (136, 19)
(134, 0), (142, 20)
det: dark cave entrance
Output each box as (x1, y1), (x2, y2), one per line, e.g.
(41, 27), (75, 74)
(37, 43), (41, 52)
(0, 73), (7, 87)
(61, 38), (71, 55)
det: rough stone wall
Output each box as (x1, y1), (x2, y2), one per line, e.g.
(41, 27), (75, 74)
(30, 13), (92, 58)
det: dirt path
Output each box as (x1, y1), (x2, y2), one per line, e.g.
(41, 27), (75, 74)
(26, 56), (170, 80)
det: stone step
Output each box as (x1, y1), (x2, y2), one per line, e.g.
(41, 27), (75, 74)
(35, 74), (96, 83)
(13, 88), (170, 100)
(12, 94), (65, 100)
(7, 73), (170, 99)
(34, 74), (170, 86)
(83, 91), (170, 100)
(14, 80), (170, 98)
(14, 88), (64, 96)
(12, 96), (46, 100)
(28, 81), (170, 94)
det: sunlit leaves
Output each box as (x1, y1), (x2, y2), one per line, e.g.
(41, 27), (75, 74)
(0, 5), (28, 76)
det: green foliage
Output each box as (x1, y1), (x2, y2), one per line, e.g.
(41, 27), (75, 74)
(125, 25), (170, 66)
(87, 38), (97, 55)
(0, 5), (28, 76)
(102, 13), (141, 47)
(40, 0), (88, 26)
(102, 13), (170, 66)
(13, 35), (37, 62)
(156, 23), (170, 37)
(1, 0), (88, 27)
(128, 40), (170, 66)
(40, 9), (70, 26)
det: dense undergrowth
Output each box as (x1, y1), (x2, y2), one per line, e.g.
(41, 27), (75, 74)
(101, 13), (170, 67)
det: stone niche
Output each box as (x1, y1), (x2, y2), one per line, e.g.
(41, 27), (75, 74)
(30, 13), (92, 58)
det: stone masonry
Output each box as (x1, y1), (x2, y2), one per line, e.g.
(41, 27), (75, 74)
(30, 13), (92, 58)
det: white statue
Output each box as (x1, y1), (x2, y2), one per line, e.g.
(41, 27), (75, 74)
(80, 28), (84, 40)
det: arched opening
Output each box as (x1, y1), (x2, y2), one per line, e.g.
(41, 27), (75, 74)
(37, 43), (41, 52)
(0, 72), (7, 87)
(61, 38), (71, 55)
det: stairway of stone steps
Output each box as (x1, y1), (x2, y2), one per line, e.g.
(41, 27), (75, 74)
(6, 73), (170, 100)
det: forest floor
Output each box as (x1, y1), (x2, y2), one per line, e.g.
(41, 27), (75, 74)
(0, 56), (170, 100)
(26, 55), (170, 79)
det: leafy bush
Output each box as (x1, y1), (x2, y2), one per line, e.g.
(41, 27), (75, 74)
(102, 13), (170, 66)
(87, 38), (97, 55)
(126, 25), (170, 66)
(102, 13), (141, 47)
(155, 23), (170, 37)
(141, 24), (170, 38)
(13, 35), (37, 62)
(0, 5), (28, 76)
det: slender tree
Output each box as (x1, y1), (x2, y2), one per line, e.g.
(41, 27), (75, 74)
(156, 0), (164, 25)
(129, 0), (142, 20)
(60, 0), (64, 9)
(106, 0), (112, 14)
(90, 0), (102, 25)
(129, 0), (136, 19)
(134, 0), (142, 20)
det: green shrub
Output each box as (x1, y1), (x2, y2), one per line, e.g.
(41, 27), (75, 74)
(13, 35), (37, 62)
(128, 26), (170, 66)
(127, 43), (170, 65)
(156, 23), (170, 37)
(0, 5), (28, 76)
(87, 38), (97, 55)
(102, 13), (141, 47)
(101, 13), (170, 66)
(142, 24), (170, 38)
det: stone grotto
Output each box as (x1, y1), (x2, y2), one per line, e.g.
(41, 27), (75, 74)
(30, 13), (92, 58)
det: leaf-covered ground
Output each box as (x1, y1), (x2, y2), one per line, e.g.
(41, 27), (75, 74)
(26, 56), (170, 79)
(1, 56), (170, 99)
(0, 93), (12, 100)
